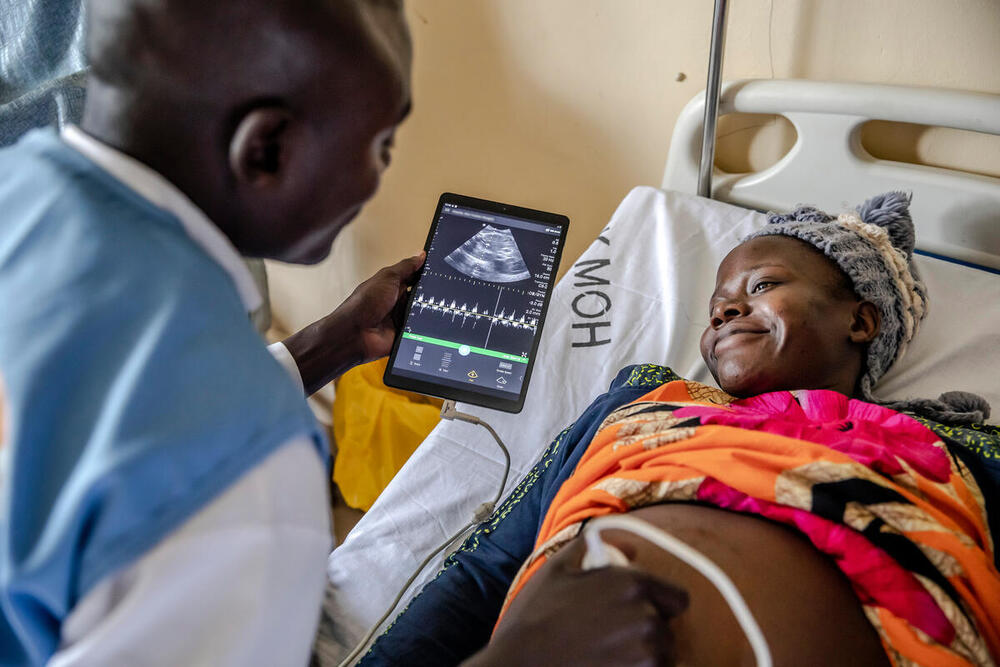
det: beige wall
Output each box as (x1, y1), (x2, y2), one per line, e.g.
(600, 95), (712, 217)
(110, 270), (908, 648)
(267, 0), (1000, 333)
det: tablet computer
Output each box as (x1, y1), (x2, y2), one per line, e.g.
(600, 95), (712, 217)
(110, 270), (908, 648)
(384, 193), (569, 413)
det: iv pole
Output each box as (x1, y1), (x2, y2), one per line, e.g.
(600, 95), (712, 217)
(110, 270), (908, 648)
(698, 0), (729, 198)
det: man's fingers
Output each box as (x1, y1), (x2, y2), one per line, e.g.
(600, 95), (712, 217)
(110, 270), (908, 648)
(383, 251), (426, 284)
(578, 565), (689, 619)
(561, 539), (690, 618)
(391, 290), (409, 329)
(553, 537), (588, 572)
(639, 574), (690, 618)
(404, 251), (426, 284)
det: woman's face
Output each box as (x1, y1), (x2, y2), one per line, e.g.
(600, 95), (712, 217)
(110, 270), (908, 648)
(700, 236), (876, 398)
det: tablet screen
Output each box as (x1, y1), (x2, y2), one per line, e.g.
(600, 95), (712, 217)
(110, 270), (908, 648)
(385, 194), (567, 412)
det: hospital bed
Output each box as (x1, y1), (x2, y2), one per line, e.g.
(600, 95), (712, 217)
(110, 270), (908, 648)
(316, 19), (1000, 667)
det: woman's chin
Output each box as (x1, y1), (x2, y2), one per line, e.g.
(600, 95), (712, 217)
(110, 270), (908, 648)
(717, 370), (779, 398)
(720, 383), (757, 399)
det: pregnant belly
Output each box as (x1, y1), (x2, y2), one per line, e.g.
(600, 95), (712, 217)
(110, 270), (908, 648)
(512, 503), (889, 666)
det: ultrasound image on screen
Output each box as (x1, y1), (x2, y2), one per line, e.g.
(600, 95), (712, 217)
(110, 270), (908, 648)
(444, 225), (531, 282)
(392, 203), (561, 398)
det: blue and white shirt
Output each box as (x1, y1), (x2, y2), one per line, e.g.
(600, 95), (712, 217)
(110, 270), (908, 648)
(0, 127), (332, 666)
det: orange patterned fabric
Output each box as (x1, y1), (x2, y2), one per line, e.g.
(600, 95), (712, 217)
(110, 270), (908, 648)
(498, 380), (1000, 666)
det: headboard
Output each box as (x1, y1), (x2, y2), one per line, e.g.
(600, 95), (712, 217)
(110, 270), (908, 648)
(662, 79), (1000, 271)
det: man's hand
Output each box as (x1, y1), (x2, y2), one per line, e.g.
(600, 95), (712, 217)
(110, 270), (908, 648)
(281, 252), (425, 395)
(463, 539), (689, 667)
(340, 252), (426, 363)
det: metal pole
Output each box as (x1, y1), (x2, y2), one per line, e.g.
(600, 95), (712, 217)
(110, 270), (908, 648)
(698, 0), (729, 198)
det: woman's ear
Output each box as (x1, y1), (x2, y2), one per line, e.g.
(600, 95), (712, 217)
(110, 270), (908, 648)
(228, 106), (295, 189)
(849, 301), (880, 344)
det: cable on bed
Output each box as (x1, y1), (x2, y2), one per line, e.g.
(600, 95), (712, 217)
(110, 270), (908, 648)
(337, 400), (512, 667)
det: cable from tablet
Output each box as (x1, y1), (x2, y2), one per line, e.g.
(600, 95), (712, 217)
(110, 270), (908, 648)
(337, 400), (512, 666)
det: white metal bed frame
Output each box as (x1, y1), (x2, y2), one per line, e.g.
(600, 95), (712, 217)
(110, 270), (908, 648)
(664, 78), (1000, 271)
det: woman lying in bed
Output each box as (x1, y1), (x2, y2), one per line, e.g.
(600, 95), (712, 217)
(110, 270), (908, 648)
(362, 193), (1000, 666)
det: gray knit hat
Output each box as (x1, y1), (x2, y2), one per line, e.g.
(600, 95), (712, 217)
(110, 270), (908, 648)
(745, 192), (990, 425)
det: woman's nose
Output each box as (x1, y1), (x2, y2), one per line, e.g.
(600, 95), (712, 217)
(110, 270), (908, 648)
(710, 300), (749, 328)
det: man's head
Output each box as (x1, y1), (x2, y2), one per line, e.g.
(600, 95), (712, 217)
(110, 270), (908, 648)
(83, 0), (412, 263)
(701, 192), (929, 401)
(700, 235), (879, 397)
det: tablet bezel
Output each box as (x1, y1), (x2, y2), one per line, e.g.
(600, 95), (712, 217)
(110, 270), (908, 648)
(383, 192), (569, 413)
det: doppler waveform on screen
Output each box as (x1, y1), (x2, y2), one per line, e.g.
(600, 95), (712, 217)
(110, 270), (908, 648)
(413, 293), (538, 331)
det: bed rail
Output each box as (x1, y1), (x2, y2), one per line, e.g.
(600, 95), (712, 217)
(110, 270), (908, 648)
(664, 79), (1000, 270)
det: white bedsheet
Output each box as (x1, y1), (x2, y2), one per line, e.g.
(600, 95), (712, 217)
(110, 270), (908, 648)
(319, 186), (1000, 662)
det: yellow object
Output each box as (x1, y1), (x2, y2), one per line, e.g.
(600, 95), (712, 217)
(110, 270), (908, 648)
(332, 358), (442, 511)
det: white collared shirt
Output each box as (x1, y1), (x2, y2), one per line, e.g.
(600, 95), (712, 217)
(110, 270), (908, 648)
(47, 127), (331, 667)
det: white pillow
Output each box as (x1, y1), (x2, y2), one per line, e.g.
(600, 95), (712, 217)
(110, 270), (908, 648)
(596, 188), (1000, 419)
(878, 254), (999, 418)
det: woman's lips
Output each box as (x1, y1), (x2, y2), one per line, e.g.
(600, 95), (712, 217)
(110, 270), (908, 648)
(714, 329), (768, 354)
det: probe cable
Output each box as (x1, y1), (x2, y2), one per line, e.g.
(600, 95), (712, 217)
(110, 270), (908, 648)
(337, 400), (512, 667)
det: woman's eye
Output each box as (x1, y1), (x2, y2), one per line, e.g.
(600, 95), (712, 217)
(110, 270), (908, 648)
(751, 281), (776, 294)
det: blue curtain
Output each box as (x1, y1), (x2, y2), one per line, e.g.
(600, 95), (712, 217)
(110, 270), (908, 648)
(0, 0), (88, 146)
(0, 0), (272, 332)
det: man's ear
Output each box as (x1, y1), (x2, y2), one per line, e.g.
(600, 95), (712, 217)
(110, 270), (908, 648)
(849, 301), (880, 344)
(228, 106), (296, 189)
